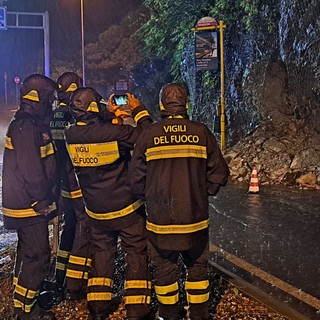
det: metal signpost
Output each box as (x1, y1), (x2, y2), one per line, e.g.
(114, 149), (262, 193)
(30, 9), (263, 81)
(192, 17), (227, 150)
(0, 9), (50, 77)
(0, 5), (7, 30)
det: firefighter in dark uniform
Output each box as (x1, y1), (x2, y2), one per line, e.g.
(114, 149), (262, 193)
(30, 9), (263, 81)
(129, 83), (230, 320)
(64, 87), (153, 320)
(2, 74), (60, 320)
(50, 72), (91, 300)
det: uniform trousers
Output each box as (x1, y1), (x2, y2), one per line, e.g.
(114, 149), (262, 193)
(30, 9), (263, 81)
(55, 196), (91, 294)
(148, 234), (209, 320)
(14, 222), (51, 319)
(87, 210), (151, 319)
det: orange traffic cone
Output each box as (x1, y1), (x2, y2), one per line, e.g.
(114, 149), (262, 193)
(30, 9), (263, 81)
(248, 166), (259, 193)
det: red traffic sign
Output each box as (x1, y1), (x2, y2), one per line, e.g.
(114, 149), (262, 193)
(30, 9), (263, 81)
(14, 76), (20, 84)
(196, 17), (218, 28)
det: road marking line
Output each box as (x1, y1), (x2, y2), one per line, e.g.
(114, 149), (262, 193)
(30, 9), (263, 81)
(210, 244), (320, 311)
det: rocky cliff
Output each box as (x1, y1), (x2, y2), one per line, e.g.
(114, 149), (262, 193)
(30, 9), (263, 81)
(183, 0), (320, 188)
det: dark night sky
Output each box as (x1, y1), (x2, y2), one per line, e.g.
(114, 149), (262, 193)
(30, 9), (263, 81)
(0, 0), (142, 102)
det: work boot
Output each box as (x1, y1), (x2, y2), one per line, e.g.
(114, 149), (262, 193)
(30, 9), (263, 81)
(16, 308), (56, 320)
(38, 279), (64, 308)
(88, 305), (112, 320)
(65, 290), (86, 300)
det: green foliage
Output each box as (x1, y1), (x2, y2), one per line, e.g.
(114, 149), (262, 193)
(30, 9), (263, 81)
(138, 0), (279, 79)
(202, 71), (218, 90)
(84, 8), (149, 86)
(138, 0), (211, 79)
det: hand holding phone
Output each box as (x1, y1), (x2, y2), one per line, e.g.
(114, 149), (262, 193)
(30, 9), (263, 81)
(113, 94), (128, 106)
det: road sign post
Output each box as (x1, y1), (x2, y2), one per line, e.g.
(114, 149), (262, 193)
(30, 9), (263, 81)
(192, 17), (227, 151)
(0, 6), (7, 30)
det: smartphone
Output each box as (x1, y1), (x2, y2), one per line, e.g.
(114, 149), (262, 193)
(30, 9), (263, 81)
(113, 95), (128, 106)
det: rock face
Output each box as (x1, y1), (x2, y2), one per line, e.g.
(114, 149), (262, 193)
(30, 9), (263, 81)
(182, 0), (320, 187)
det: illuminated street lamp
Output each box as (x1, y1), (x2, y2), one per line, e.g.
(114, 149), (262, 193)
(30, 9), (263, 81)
(80, 0), (85, 85)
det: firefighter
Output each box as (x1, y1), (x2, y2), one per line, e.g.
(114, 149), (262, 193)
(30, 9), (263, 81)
(129, 83), (230, 320)
(2, 74), (60, 320)
(50, 72), (91, 301)
(64, 87), (153, 320)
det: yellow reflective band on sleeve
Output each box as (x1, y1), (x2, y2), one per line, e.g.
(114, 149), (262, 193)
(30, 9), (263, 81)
(56, 262), (67, 271)
(87, 292), (112, 301)
(5, 136), (14, 149)
(22, 90), (40, 102)
(67, 141), (120, 167)
(185, 280), (209, 290)
(15, 284), (38, 299)
(156, 293), (179, 305)
(134, 110), (150, 123)
(124, 295), (151, 305)
(85, 200), (143, 221)
(58, 249), (70, 259)
(154, 282), (179, 295)
(13, 277), (18, 286)
(146, 219), (209, 235)
(68, 255), (92, 267)
(87, 101), (99, 113)
(2, 207), (37, 218)
(125, 280), (152, 290)
(51, 129), (65, 140)
(66, 269), (88, 280)
(14, 299), (36, 313)
(66, 82), (78, 92)
(88, 277), (113, 287)
(146, 145), (207, 162)
(61, 189), (83, 199)
(186, 292), (209, 304)
(40, 142), (55, 158)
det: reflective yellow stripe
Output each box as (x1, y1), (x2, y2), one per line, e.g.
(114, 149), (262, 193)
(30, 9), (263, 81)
(2, 207), (37, 218)
(56, 262), (66, 271)
(156, 293), (179, 305)
(146, 219), (209, 234)
(66, 269), (88, 279)
(66, 82), (78, 92)
(124, 295), (151, 304)
(15, 284), (38, 299)
(88, 277), (113, 287)
(125, 280), (152, 290)
(187, 292), (209, 304)
(185, 280), (209, 290)
(167, 115), (184, 119)
(154, 282), (179, 295)
(69, 255), (92, 266)
(58, 249), (70, 259)
(61, 189), (83, 199)
(13, 277), (18, 286)
(87, 101), (99, 113)
(76, 121), (87, 126)
(85, 200), (143, 221)
(40, 142), (55, 158)
(5, 136), (14, 149)
(51, 129), (65, 140)
(87, 292), (112, 301)
(67, 141), (119, 167)
(22, 90), (39, 102)
(14, 299), (36, 313)
(146, 145), (207, 161)
(134, 110), (150, 122)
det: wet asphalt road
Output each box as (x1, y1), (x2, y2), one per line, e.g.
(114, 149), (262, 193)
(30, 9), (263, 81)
(209, 182), (320, 318)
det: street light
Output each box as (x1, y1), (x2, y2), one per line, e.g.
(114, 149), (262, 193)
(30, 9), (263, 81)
(80, 0), (86, 86)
